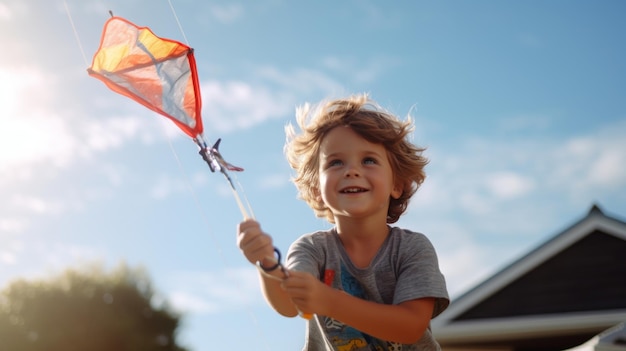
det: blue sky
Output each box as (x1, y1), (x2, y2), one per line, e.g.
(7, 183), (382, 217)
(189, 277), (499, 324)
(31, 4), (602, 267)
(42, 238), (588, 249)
(1, 0), (625, 350)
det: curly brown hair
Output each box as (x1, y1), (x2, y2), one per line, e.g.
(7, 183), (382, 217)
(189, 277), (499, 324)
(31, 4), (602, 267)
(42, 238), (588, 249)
(284, 94), (428, 224)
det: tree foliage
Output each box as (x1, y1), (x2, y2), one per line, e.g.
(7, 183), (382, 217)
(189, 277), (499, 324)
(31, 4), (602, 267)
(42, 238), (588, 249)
(0, 263), (188, 351)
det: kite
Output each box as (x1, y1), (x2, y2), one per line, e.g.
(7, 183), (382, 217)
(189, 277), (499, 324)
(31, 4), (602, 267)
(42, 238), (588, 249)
(87, 15), (310, 319)
(87, 16), (249, 216)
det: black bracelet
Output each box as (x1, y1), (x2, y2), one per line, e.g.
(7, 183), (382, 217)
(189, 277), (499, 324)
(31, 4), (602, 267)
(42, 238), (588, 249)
(256, 247), (282, 272)
(256, 260), (280, 272)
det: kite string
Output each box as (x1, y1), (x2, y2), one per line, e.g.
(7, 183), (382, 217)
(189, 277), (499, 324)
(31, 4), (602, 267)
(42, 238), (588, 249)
(234, 175), (256, 219)
(62, 2), (273, 349)
(161, 126), (273, 351)
(63, 0), (89, 67)
(166, 0), (256, 224)
(164, 2), (272, 350)
(167, 0), (190, 45)
(170, 0), (255, 225)
(230, 182), (251, 219)
(225, 172), (256, 220)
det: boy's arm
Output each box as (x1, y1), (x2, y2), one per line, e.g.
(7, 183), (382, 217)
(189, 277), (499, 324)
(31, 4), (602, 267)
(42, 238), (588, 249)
(327, 291), (435, 344)
(283, 270), (435, 344)
(256, 263), (299, 317)
(237, 219), (299, 317)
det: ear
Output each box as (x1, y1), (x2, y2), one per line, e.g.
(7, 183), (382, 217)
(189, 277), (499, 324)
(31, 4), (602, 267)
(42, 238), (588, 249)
(391, 182), (403, 200)
(313, 187), (323, 203)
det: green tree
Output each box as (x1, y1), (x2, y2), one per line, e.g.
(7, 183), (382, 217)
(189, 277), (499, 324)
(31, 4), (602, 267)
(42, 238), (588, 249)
(0, 263), (189, 351)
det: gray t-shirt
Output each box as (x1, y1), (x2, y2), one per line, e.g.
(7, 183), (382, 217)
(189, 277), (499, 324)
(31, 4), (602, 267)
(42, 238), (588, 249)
(286, 227), (449, 351)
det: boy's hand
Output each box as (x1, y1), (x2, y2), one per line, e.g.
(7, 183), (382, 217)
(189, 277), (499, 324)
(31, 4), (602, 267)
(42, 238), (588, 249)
(282, 270), (332, 317)
(237, 219), (276, 267)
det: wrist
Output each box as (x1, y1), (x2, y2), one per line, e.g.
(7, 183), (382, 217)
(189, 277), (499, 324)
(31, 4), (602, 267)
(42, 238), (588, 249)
(257, 257), (281, 273)
(255, 247), (287, 280)
(256, 262), (286, 281)
(320, 284), (337, 317)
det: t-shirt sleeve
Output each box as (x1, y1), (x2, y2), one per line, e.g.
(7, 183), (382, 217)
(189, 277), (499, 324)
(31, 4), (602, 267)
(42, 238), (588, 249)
(393, 233), (450, 318)
(285, 233), (323, 280)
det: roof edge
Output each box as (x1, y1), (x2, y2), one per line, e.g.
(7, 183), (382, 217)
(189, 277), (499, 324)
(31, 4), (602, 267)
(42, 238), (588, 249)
(434, 204), (626, 326)
(433, 310), (626, 343)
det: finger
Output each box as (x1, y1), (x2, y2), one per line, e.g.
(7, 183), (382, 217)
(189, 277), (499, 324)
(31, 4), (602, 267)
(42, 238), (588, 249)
(237, 219), (260, 236)
(237, 224), (265, 248)
(239, 231), (272, 251)
(289, 297), (315, 318)
(282, 279), (312, 297)
(240, 235), (275, 264)
(282, 270), (308, 286)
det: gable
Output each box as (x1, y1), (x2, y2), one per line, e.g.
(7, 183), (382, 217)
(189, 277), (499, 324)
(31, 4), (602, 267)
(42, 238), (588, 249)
(456, 229), (626, 320)
(432, 205), (626, 350)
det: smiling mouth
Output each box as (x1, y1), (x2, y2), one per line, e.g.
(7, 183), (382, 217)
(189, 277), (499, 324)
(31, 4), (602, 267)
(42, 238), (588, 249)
(340, 187), (368, 193)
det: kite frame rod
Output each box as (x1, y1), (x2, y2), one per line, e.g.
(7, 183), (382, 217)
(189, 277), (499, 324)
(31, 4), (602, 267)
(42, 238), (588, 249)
(88, 50), (192, 76)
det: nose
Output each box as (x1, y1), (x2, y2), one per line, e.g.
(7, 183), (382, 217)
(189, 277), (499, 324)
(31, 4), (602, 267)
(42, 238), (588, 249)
(344, 164), (360, 178)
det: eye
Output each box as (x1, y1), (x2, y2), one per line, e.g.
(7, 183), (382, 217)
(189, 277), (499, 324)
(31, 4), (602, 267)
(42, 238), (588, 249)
(327, 159), (343, 168)
(363, 157), (378, 165)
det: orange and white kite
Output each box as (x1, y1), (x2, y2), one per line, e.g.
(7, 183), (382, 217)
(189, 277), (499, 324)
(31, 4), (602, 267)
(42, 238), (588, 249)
(88, 16), (247, 211)
(88, 16), (311, 319)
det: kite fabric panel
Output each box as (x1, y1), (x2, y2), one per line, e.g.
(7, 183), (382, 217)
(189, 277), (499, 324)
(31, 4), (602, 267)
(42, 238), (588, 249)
(88, 16), (203, 138)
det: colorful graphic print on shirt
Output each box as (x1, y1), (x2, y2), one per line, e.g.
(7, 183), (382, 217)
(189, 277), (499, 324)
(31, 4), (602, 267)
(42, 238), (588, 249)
(321, 263), (402, 351)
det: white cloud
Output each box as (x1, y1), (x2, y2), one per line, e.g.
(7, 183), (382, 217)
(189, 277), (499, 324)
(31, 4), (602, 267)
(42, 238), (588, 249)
(0, 241), (107, 282)
(169, 291), (219, 314)
(149, 172), (210, 200)
(0, 3), (12, 20)
(0, 66), (151, 179)
(258, 173), (290, 190)
(438, 245), (494, 298)
(588, 149), (625, 185)
(422, 221), (496, 297)
(46, 243), (107, 266)
(549, 122), (626, 191)
(422, 118), (626, 213)
(405, 118), (626, 297)
(1, 63), (343, 183)
(166, 268), (262, 314)
(485, 171), (534, 199)
(1, 252), (17, 264)
(202, 80), (293, 133)
(0, 217), (25, 233)
(0, 67), (73, 170)
(0, 110), (78, 170)
(0, 237), (22, 265)
(83, 116), (145, 152)
(200, 67), (344, 135)
(255, 66), (345, 97)
(400, 201), (526, 299)
(458, 190), (494, 215)
(0, 65), (187, 220)
(11, 194), (65, 215)
(150, 174), (188, 199)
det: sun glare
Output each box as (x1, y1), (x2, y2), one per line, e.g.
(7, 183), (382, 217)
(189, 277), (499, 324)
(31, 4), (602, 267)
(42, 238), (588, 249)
(0, 3), (11, 21)
(0, 67), (69, 171)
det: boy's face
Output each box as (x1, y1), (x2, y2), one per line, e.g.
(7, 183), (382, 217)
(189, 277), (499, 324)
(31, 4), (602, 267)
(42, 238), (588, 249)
(317, 126), (401, 222)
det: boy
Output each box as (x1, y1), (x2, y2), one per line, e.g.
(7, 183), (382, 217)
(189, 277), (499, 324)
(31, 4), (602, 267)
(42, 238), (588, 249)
(238, 94), (449, 350)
